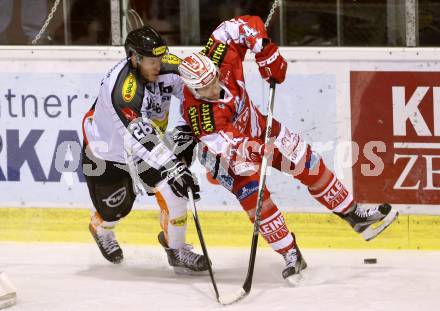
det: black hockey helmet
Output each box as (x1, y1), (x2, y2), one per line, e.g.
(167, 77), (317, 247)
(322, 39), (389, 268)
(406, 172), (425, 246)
(124, 25), (168, 58)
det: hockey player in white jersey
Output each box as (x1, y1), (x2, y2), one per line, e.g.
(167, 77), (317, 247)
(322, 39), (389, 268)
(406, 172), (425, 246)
(81, 25), (208, 274)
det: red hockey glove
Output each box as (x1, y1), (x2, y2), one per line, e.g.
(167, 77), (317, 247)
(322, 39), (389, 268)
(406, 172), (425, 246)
(255, 42), (287, 84)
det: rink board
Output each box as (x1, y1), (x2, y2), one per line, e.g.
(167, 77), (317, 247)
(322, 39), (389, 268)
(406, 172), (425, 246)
(0, 208), (439, 250)
(0, 46), (439, 214)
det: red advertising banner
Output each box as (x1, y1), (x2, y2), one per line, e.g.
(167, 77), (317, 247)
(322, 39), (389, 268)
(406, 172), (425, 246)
(351, 71), (440, 204)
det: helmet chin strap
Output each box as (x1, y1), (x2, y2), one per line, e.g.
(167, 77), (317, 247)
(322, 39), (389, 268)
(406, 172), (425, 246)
(132, 52), (157, 84)
(135, 53), (142, 67)
(130, 52), (144, 79)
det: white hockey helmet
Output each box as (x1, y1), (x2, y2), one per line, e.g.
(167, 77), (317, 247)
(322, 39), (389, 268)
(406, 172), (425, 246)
(178, 53), (218, 94)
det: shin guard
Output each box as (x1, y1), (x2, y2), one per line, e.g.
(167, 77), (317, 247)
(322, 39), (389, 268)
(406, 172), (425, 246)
(309, 173), (353, 213)
(258, 205), (295, 254)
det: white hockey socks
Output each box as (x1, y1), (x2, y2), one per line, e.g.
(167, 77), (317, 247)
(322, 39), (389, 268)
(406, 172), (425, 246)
(156, 185), (188, 250)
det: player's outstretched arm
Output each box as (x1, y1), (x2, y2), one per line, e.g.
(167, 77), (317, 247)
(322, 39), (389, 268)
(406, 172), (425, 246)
(205, 15), (287, 84)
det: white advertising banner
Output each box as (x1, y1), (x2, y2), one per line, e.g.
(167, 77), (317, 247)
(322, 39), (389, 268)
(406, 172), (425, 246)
(0, 47), (439, 214)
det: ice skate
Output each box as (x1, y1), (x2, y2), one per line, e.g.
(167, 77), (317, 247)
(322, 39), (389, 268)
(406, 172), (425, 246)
(158, 231), (209, 275)
(337, 203), (399, 241)
(281, 236), (307, 286)
(89, 214), (123, 264)
(0, 272), (16, 310)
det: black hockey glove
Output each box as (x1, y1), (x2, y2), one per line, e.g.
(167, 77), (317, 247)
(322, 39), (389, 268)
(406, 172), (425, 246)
(161, 161), (200, 200)
(165, 125), (197, 166)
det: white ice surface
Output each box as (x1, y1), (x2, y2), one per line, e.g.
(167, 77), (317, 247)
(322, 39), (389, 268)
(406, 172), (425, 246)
(1, 243), (440, 311)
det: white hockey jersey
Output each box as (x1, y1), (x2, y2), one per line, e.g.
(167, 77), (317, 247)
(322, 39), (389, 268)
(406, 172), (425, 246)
(83, 55), (183, 170)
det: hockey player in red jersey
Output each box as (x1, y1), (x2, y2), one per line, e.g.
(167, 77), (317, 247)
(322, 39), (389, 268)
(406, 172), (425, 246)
(177, 16), (399, 284)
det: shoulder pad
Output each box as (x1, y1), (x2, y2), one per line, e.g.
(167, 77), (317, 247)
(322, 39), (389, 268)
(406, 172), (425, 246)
(112, 62), (143, 111)
(160, 54), (181, 74)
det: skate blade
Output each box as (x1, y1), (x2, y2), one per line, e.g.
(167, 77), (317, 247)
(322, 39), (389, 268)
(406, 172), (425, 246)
(361, 209), (399, 241)
(173, 266), (210, 276)
(0, 293), (17, 310)
(285, 273), (303, 287)
(108, 256), (124, 265)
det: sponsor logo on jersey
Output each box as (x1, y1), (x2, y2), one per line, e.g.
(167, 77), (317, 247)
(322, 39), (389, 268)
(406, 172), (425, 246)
(121, 107), (138, 121)
(200, 37), (214, 56)
(211, 43), (227, 66)
(188, 106), (201, 136)
(200, 37), (228, 67)
(219, 174), (234, 191)
(237, 181), (259, 201)
(102, 187), (127, 208)
(170, 214), (188, 226)
(162, 54), (181, 65)
(122, 73), (137, 102)
(153, 45), (167, 56)
(200, 103), (215, 133)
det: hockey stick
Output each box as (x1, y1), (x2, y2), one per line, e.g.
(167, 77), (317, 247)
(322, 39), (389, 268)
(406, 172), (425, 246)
(218, 80), (277, 305)
(126, 9), (144, 32)
(0, 272), (17, 310)
(187, 188), (220, 302)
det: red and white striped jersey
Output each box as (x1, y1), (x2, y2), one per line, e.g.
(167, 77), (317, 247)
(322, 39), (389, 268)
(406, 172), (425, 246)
(181, 16), (270, 163)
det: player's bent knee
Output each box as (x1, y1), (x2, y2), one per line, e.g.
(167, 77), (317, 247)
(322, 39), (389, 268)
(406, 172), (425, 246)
(293, 146), (328, 187)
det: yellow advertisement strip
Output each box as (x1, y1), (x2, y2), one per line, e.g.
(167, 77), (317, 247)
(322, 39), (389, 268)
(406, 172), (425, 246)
(0, 208), (439, 249)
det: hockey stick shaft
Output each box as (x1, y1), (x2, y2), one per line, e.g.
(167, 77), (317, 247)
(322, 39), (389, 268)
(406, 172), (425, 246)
(245, 80), (276, 289)
(126, 9), (144, 32)
(187, 188), (220, 301)
(0, 272), (17, 310)
(218, 81), (277, 305)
